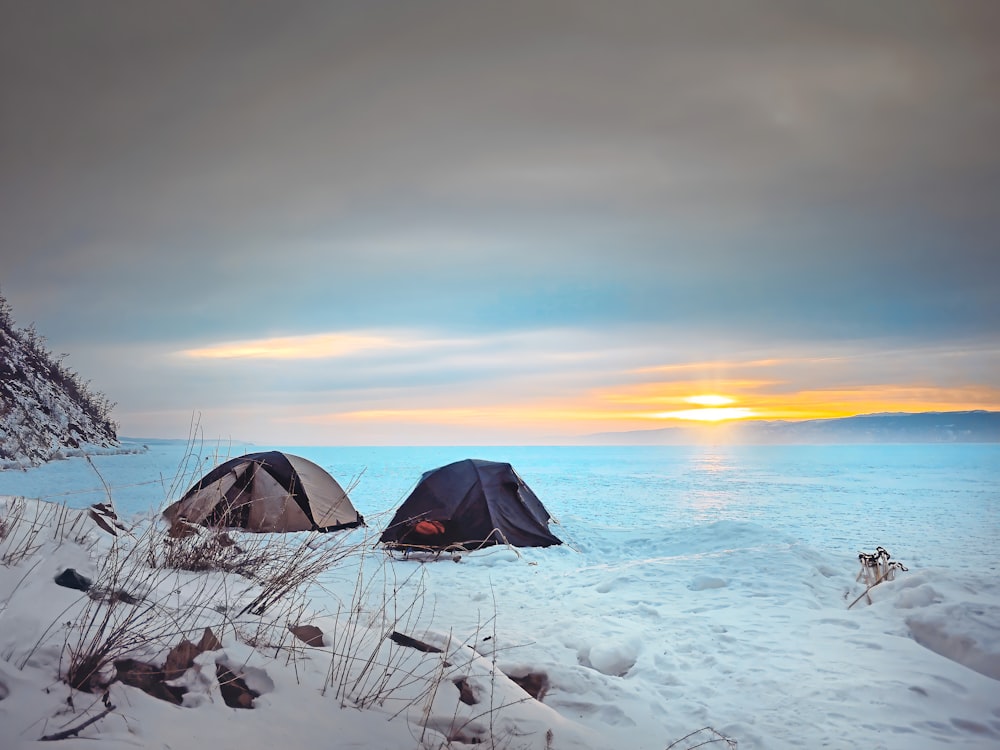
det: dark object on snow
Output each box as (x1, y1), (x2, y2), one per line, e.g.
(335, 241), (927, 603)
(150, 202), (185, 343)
(379, 459), (561, 550)
(389, 630), (444, 653)
(216, 664), (258, 708)
(454, 677), (478, 705)
(163, 451), (364, 533)
(163, 638), (203, 682)
(112, 628), (225, 706)
(54, 568), (92, 591)
(289, 624), (325, 647)
(509, 671), (551, 701)
(113, 659), (186, 705)
(198, 626), (223, 653)
(89, 502), (126, 536)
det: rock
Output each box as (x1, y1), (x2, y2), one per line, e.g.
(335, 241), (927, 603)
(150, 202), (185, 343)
(110, 630), (225, 706)
(113, 659), (185, 705)
(198, 627), (222, 652)
(289, 624), (325, 647)
(216, 665), (257, 709)
(389, 630), (443, 653)
(453, 677), (478, 705)
(163, 639), (201, 681)
(509, 671), (550, 701)
(54, 568), (92, 591)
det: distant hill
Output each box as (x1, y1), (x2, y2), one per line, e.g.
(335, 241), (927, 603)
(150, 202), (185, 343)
(0, 293), (119, 468)
(583, 411), (1000, 445)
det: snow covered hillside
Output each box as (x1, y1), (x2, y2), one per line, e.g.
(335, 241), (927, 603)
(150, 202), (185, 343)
(0, 293), (118, 468)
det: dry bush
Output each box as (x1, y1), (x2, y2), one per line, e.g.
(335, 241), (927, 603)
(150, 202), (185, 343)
(316, 559), (541, 750)
(665, 726), (738, 750)
(1, 496), (94, 566)
(147, 521), (370, 610)
(48, 519), (372, 694)
(20, 522), (211, 692)
(14, 490), (366, 699)
(150, 527), (271, 575)
(322, 548), (434, 708)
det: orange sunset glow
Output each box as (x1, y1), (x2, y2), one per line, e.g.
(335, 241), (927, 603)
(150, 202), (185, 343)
(160, 327), (1000, 443)
(652, 407), (756, 422)
(281, 367), (1000, 443)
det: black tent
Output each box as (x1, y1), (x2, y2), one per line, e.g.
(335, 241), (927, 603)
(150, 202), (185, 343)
(163, 451), (364, 533)
(379, 459), (561, 549)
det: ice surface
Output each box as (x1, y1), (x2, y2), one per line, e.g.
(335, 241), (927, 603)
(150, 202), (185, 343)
(1, 442), (998, 749)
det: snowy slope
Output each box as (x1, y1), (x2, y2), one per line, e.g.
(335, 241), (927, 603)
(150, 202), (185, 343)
(0, 294), (118, 468)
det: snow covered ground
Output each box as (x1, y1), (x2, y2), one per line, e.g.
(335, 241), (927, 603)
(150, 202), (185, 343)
(1, 441), (998, 749)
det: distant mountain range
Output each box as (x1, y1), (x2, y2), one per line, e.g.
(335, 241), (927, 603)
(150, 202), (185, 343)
(0, 293), (118, 468)
(582, 411), (1000, 445)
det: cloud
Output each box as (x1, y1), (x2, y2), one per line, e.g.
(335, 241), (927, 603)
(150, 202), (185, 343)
(102, 329), (1000, 443)
(179, 331), (416, 360)
(2, 1), (998, 442)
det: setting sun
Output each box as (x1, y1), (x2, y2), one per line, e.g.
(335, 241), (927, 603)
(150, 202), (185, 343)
(648, 393), (754, 421)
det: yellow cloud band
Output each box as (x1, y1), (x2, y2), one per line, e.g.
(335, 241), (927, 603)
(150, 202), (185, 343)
(180, 332), (397, 360)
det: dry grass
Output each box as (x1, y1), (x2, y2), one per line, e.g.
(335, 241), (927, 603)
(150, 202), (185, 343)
(45, 520), (372, 694)
(665, 727), (738, 750)
(322, 549), (434, 709)
(0, 495), (94, 566)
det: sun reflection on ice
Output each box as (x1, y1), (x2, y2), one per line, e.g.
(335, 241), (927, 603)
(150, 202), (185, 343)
(685, 449), (742, 521)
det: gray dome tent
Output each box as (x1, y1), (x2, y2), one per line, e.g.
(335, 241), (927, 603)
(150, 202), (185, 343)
(379, 458), (561, 550)
(163, 451), (363, 533)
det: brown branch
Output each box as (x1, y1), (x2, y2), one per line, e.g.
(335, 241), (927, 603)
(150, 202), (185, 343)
(847, 569), (890, 610)
(39, 708), (114, 741)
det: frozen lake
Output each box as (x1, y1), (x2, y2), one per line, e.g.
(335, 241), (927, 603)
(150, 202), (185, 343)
(2, 441), (999, 748)
(2, 441), (996, 569)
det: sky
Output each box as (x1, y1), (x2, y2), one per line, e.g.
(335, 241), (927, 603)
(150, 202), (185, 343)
(2, 0), (999, 445)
